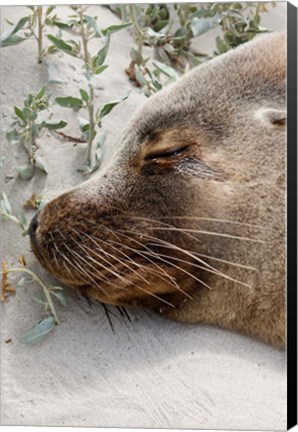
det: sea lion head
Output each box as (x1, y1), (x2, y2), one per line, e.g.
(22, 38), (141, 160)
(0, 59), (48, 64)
(29, 32), (286, 331)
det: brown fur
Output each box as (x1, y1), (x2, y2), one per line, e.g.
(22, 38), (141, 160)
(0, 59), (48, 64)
(29, 32), (286, 348)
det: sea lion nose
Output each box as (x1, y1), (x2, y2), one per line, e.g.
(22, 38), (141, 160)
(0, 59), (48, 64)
(29, 213), (39, 241)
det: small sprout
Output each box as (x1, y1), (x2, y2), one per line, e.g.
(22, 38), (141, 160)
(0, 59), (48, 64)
(6, 85), (66, 179)
(0, 7), (60, 63)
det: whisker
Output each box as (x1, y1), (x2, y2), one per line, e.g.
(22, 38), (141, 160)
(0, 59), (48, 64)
(117, 214), (271, 231)
(102, 304), (115, 333)
(134, 285), (175, 308)
(61, 244), (110, 296)
(120, 230), (253, 289)
(65, 230), (131, 287)
(81, 216), (181, 291)
(141, 250), (211, 291)
(71, 226), (151, 286)
(194, 253), (258, 272)
(145, 226), (267, 243)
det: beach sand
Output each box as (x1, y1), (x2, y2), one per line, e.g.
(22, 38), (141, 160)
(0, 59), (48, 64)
(1, 4), (287, 429)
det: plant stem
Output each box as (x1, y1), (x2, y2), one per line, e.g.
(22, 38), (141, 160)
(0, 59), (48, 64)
(86, 85), (95, 166)
(28, 120), (34, 161)
(78, 7), (90, 67)
(129, 5), (144, 60)
(2, 267), (59, 324)
(78, 7), (95, 166)
(1, 214), (22, 227)
(37, 6), (43, 63)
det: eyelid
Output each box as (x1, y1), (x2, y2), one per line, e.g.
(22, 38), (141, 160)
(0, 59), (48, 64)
(144, 145), (190, 161)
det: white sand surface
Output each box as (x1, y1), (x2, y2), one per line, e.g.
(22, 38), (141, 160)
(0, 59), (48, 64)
(1, 4), (287, 430)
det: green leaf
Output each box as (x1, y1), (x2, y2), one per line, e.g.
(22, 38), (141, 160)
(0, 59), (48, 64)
(84, 15), (101, 37)
(36, 85), (47, 100)
(55, 96), (83, 110)
(97, 130), (107, 148)
(130, 47), (143, 66)
(14, 106), (27, 124)
(79, 89), (89, 103)
(102, 22), (134, 35)
(34, 156), (48, 174)
(78, 117), (89, 133)
(47, 34), (73, 52)
(135, 66), (148, 86)
(93, 64), (108, 75)
(145, 68), (163, 91)
(18, 211), (27, 229)
(6, 129), (21, 144)
(17, 276), (33, 287)
(40, 120), (67, 129)
(21, 316), (55, 346)
(23, 107), (38, 121)
(191, 16), (218, 37)
(51, 291), (67, 307)
(94, 35), (110, 67)
(0, 34), (27, 47)
(2, 192), (12, 214)
(215, 36), (229, 54)
(32, 123), (40, 138)
(16, 164), (35, 180)
(98, 91), (130, 120)
(152, 60), (179, 80)
(44, 59), (65, 84)
(0, 16), (29, 45)
(48, 19), (72, 30)
(46, 5), (56, 15)
(94, 146), (103, 165)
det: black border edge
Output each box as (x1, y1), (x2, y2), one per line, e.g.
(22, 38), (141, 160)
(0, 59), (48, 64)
(287, 1), (298, 430)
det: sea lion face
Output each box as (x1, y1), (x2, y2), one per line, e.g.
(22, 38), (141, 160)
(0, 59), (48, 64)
(29, 33), (286, 315)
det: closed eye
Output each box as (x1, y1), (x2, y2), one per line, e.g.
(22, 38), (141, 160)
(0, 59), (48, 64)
(144, 145), (190, 161)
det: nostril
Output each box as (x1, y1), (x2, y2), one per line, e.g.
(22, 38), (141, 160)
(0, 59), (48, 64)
(29, 213), (39, 240)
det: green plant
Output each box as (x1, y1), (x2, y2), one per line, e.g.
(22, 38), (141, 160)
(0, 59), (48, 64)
(211, 2), (270, 54)
(117, 2), (271, 90)
(6, 85), (67, 179)
(1, 192), (65, 344)
(1, 258), (65, 345)
(47, 5), (133, 175)
(0, 6), (61, 63)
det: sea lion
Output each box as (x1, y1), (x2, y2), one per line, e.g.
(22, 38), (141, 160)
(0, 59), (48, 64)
(29, 32), (286, 348)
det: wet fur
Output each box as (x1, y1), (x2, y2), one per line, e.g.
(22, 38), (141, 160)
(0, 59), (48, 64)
(30, 32), (286, 348)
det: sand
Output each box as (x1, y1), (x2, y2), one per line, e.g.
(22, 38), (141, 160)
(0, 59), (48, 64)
(1, 4), (287, 430)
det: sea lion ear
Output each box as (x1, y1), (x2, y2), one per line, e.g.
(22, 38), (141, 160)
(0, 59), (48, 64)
(255, 107), (286, 128)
